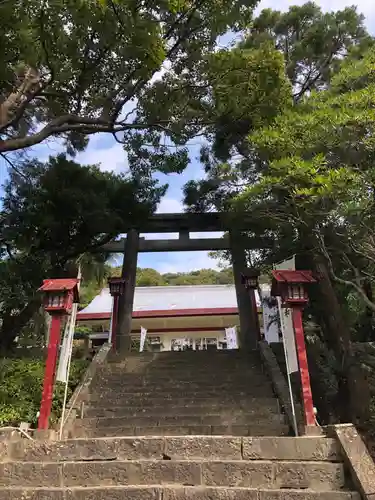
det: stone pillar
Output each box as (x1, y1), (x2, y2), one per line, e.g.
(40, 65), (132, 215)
(230, 231), (257, 350)
(117, 229), (139, 353)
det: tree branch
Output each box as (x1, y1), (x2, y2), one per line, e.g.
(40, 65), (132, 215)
(0, 152), (28, 180)
(317, 232), (375, 312)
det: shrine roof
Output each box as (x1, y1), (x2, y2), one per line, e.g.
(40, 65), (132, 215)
(77, 285), (261, 321)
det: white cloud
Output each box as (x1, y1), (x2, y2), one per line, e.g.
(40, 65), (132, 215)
(75, 142), (128, 173)
(156, 197), (182, 214)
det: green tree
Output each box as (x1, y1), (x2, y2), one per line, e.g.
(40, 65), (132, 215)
(0, 0), (257, 173)
(136, 268), (165, 287)
(182, 3), (374, 423)
(244, 48), (375, 310)
(228, 48), (375, 423)
(183, 3), (372, 210)
(0, 154), (162, 351)
(107, 267), (234, 287)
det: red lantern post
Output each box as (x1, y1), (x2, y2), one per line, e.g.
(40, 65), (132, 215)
(38, 279), (79, 430)
(271, 270), (317, 428)
(108, 277), (126, 350)
(241, 268), (261, 340)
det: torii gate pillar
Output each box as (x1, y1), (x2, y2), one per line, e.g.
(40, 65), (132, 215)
(117, 229), (139, 352)
(230, 231), (258, 350)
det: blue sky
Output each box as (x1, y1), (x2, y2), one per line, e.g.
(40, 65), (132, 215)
(1, 0), (374, 274)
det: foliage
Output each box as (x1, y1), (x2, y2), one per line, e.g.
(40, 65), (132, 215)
(183, 4), (375, 316)
(0, 357), (88, 427)
(181, 2), (375, 421)
(242, 3), (373, 101)
(109, 266), (235, 287)
(183, 2), (372, 212)
(0, 0), (257, 175)
(239, 48), (375, 312)
(74, 326), (91, 339)
(0, 154), (162, 351)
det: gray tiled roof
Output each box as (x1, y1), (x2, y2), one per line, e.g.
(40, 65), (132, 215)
(79, 285), (261, 315)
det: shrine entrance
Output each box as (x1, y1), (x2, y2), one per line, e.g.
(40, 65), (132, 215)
(171, 337), (221, 351)
(99, 212), (272, 353)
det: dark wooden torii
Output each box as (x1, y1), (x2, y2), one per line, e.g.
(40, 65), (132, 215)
(101, 212), (273, 353)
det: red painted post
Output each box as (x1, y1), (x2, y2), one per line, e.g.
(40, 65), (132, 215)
(291, 306), (315, 427)
(111, 295), (119, 350)
(38, 314), (63, 430)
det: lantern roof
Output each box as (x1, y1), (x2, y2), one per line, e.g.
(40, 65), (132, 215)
(271, 270), (316, 284)
(39, 278), (80, 302)
(241, 268), (260, 278)
(108, 277), (126, 284)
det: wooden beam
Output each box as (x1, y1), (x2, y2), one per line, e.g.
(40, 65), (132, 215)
(101, 236), (273, 253)
(113, 212), (258, 234)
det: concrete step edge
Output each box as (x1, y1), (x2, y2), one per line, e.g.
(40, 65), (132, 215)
(0, 486), (361, 500)
(83, 407), (280, 416)
(0, 461), (347, 490)
(73, 423), (289, 431)
(74, 417), (285, 428)
(70, 426), (290, 438)
(0, 458), (343, 465)
(85, 398), (278, 405)
(12, 436), (341, 463)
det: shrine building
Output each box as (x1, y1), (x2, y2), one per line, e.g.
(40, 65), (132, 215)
(76, 284), (262, 351)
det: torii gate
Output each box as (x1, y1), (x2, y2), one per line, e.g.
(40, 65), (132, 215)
(100, 212), (274, 353)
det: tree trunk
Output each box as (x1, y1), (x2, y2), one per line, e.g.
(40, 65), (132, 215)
(0, 299), (41, 354)
(362, 280), (375, 342)
(297, 248), (370, 424)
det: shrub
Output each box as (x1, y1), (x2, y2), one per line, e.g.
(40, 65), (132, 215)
(0, 358), (88, 427)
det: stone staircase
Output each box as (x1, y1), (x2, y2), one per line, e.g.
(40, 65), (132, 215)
(74, 349), (289, 438)
(0, 349), (361, 499)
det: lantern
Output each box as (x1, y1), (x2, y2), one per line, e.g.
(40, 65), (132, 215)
(39, 278), (79, 314)
(271, 269), (317, 429)
(271, 270), (316, 307)
(108, 277), (126, 297)
(37, 278), (79, 431)
(241, 268), (260, 290)
(107, 277), (126, 350)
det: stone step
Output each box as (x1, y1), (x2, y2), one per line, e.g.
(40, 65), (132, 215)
(102, 363), (264, 372)
(101, 357), (263, 366)
(71, 423), (290, 438)
(0, 459), (346, 490)
(85, 395), (278, 407)
(0, 486), (360, 500)
(106, 363), (261, 372)
(94, 374), (267, 384)
(108, 351), (257, 361)
(87, 386), (275, 397)
(92, 380), (269, 391)
(10, 437), (341, 463)
(73, 413), (284, 430)
(83, 402), (279, 418)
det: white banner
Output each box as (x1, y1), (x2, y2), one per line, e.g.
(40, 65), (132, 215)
(108, 296), (115, 345)
(56, 303), (78, 383)
(274, 257), (298, 374)
(225, 326), (238, 350)
(260, 285), (280, 344)
(56, 267), (81, 383)
(140, 326), (147, 352)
